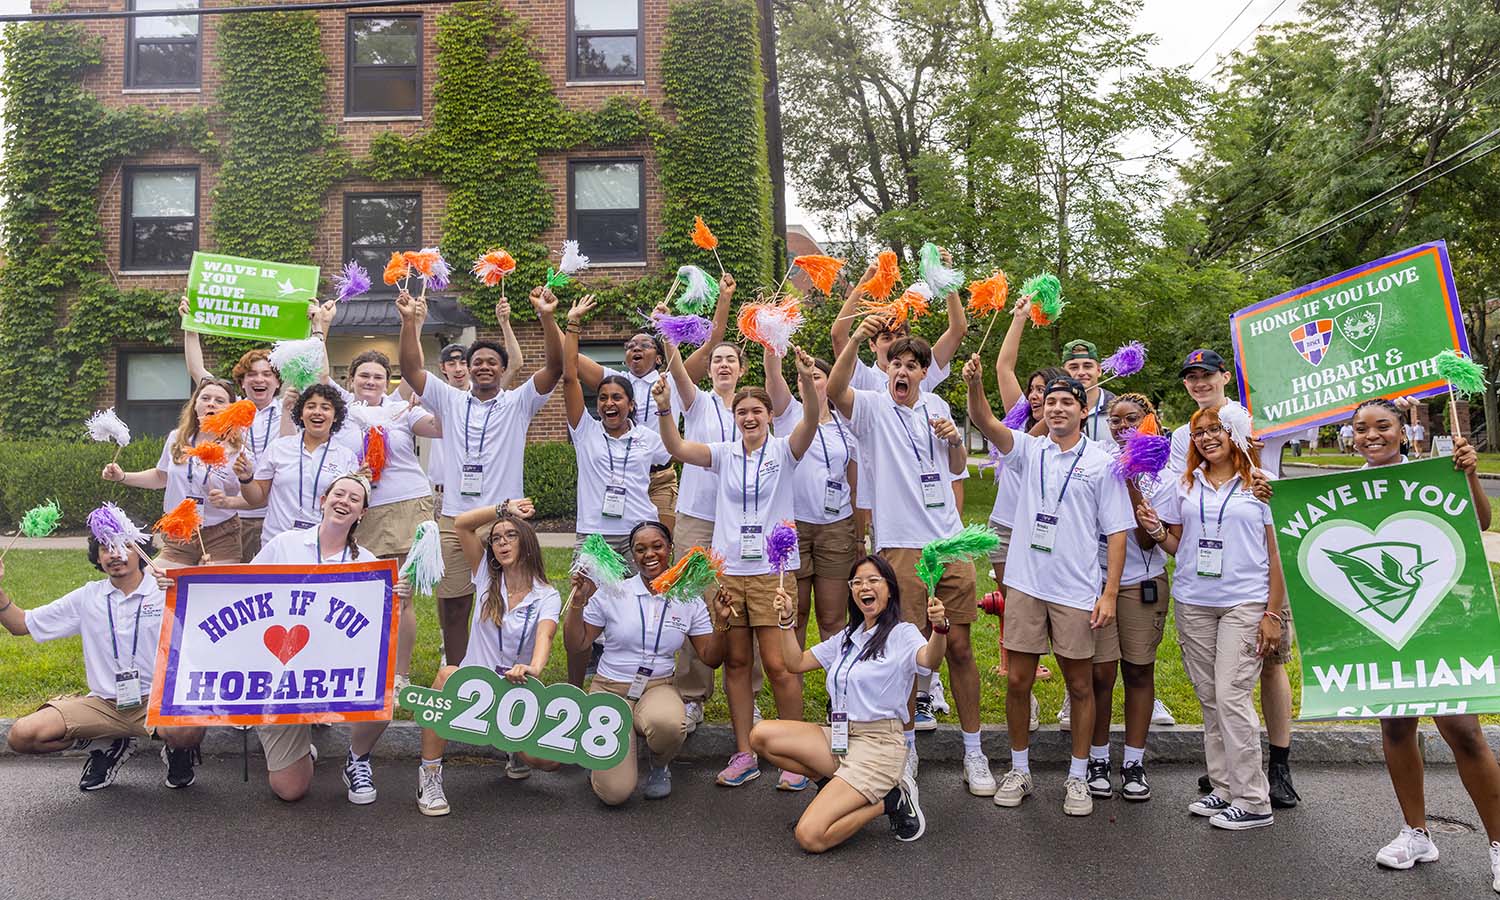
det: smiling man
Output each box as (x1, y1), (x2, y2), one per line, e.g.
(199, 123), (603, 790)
(1059, 340), (1116, 443)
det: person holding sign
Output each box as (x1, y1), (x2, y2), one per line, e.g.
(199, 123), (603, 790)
(963, 359), (1134, 816)
(414, 507), (559, 816)
(102, 377), (246, 566)
(1, 538), (206, 791)
(564, 521), (732, 805)
(749, 555), (943, 850)
(1135, 406), (1287, 831)
(249, 473), (411, 804)
(398, 285), (562, 669)
(653, 350), (821, 791)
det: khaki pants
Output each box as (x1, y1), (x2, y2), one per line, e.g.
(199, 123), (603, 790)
(158, 516), (242, 567)
(672, 514), (762, 702)
(239, 516), (265, 562)
(1176, 601), (1271, 814)
(589, 677), (685, 805)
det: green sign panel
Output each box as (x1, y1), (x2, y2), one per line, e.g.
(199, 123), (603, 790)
(398, 668), (633, 770)
(181, 252), (319, 342)
(1270, 458), (1500, 720)
(1231, 241), (1467, 439)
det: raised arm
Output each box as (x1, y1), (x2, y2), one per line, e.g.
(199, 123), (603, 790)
(915, 596), (951, 669)
(396, 289), (430, 397)
(928, 249), (968, 369)
(787, 347), (821, 460)
(994, 292), (1031, 410)
(830, 260), (876, 359)
(100, 463), (168, 491)
(653, 377), (712, 468)
(763, 347), (792, 417)
(178, 295), (211, 384)
(562, 295), (596, 429)
(962, 352), (1013, 453)
(529, 286), (564, 395)
(664, 338), (698, 412)
(772, 587), (822, 674)
(682, 272), (735, 381)
(830, 313), (885, 420)
(494, 298), (524, 391)
(1455, 436), (1493, 529)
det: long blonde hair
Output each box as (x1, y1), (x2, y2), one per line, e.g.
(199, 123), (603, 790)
(170, 378), (243, 463)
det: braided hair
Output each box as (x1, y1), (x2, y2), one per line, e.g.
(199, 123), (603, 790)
(1353, 398), (1411, 457)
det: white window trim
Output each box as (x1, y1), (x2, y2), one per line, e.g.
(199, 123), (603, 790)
(565, 80), (646, 88)
(122, 87), (203, 95)
(588, 261), (648, 269)
(119, 268), (192, 276)
(343, 115), (425, 123)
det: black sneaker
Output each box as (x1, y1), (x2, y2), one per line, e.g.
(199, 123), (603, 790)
(162, 745), (201, 789)
(1120, 762), (1151, 801)
(1268, 762), (1301, 809)
(886, 772), (925, 841)
(79, 738), (136, 791)
(1086, 758), (1112, 798)
(1197, 773), (1212, 793)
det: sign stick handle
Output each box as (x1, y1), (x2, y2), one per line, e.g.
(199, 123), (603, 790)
(0, 531), (21, 564)
(110, 444), (124, 467)
(131, 542), (166, 576)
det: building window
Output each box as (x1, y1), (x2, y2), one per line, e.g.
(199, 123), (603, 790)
(118, 351), (191, 437)
(568, 0), (642, 81)
(122, 168), (198, 271)
(344, 193), (422, 294)
(568, 160), (645, 264)
(346, 15), (422, 116)
(127, 0), (201, 88)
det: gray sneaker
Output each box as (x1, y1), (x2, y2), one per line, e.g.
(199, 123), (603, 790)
(505, 754), (531, 781)
(1063, 776), (1094, 816)
(643, 765), (672, 800)
(993, 769), (1033, 807)
(416, 763), (450, 817)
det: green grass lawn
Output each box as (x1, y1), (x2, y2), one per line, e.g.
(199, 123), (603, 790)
(1294, 451), (1500, 474)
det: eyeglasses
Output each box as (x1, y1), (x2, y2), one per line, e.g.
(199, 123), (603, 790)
(1190, 423), (1226, 441)
(623, 337), (656, 350)
(1107, 414), (1144, 428)
(848, 577), (884, 590)
(490, 531), (520, 545)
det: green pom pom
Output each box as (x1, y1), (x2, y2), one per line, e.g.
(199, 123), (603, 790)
(1437, 349), (1487, 396)
(573, 533), (630, 590)
(546, 267), (570, 290)
(674, 266), (720, 316)
(660, 549), (722, 603)
(918, 242), (964, 297)
(19, 500), (62, 538)
(1023, 273), (1064, 318)
(916, 524), (1001, 594)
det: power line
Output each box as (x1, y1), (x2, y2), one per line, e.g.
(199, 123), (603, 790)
(0, 0), (459, 23)
(1186, 0), (1260, 73)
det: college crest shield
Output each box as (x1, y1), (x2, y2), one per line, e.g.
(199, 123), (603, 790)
(1289, 319), (1334, 366)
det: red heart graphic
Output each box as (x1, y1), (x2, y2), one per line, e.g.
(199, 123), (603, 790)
(263, 624), (310, 664)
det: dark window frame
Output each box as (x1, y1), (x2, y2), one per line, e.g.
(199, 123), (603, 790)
(117, 349), (192, 437)
(120, 165), (200, 272)
(345, 14), (424, 117)
(125, 0), (202, 89)
(567, 158), (646, 264)
(343, 191), (423, 296)
(566, 0), (644, 81)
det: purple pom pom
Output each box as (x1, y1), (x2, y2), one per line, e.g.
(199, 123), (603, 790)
(767, 520), (799, 573)
(978, 443), (1002, 473)
(652, 312), (714, 347)
(334, 261), (372, 303)
(1002, 396), (1031, 429)
(1111, 430), (1172, 481)
(1102, 341), (1146, 378)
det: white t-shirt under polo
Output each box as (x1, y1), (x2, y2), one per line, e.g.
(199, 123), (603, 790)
(461, 565), (562, 672)
(253, 434), (360, 542)
(852, 358), (951, 394)
(240, 403), (281, 520)
(772, 399), (859, 524)
(156, 430), (242, 528)
(571, 415), (670, 536)
(420, 376), (552, 519)
(707, 435), (802, 576)
(812, 622), (932, 723)
(584, 575), (713, 683)
(676, 386), (738, 521)
(1158, 469), (1273, 608)
(847, 389), (963, 548)
(1000, 432), (1135, 610)
(1097, 467), (1172, 586)
(26, 577), (165, 701)
(251, 526), (375, 565)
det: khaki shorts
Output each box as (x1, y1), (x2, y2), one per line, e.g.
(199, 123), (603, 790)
(436, 514), (484, 599)
(672, 513), (713, 558)
(159, 516), (242, 567)
(878, 546), (978, 625)
(360, 494), (433, 559)
(795, 517), (859, 581)
(1268, 616), (1296, 666)
(256, 724), (313, 772)
(1002, 588), (1098, 660)
(1116, 575), (1169, 665)
(648, 468), (678, 525)
(719, 572), (781, 628)
(987, 520), (1012, 565)
(42, 695), (150, 741)
(822, 718), (906, 804)
(239, 516), (265, 562)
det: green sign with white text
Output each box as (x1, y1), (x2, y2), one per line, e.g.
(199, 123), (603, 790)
(1270, 458), (1500, 720)
(398, 668), (632, 770)
(182, 252), (319, 342)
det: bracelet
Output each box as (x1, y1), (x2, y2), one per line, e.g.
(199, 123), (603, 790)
(311, 331), (325, 338)
(0, 597), (11, 614)
(777, 616), (797, 631)
(238, 476), (253, 484)
(932, 620), (951, 635)
(655, 408), (672, 417)
(566, 325), (582, 333)
(497, 500), (509, 518)
(1263, 610), (1286, 626)
(1148, 526), (1166, 541)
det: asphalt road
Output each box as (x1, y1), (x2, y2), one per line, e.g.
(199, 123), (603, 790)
(4, 757), (1496, 900)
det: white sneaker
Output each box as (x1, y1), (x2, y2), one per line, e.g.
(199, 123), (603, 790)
(416, 764), (450, 817)
(1488, 840), (1499, 892)
(504, 754), (531, 780)
(930, 674), (950, 715)
(1375, 826), (1439, 869)
(1028, 693), (1040, 733)
(993, 769), (1033, 807)
(1057, 694), (1072, 730)
(752, 705), (763, 726)
(962, 752), (996, 797)
(903, 745), (919, 782)
(684, 701), (704, 735)
(394, 673), (411, 694)
(1151, 698), (1175, 726)
(1062, 776), (1093, 816)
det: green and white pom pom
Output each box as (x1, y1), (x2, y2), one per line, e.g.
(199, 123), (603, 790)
(674, 265), (720, 316)
(918, 242), (964, 297)
(19, 500), (62, 537)
(915, 524), (1000, 596)
(269, 338), (326, 393)
(572, 533), (630, 591)
(1437, 349), (1487, 396)
(400, 520), (445, 596)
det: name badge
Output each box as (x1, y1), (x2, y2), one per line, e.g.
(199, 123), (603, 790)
(292, 519), (317, 531)
(187, 495), (205, 506)
(115, 669), (143, 710)
(601, 483), (627, 519)
(1197, 540), (1224, 578)
(823, 480), (845, 516)
(461, 464), (484, 497)
(830, 712), (849, 755)
(740, 524), (764, 560)
(627, 665), (653, 701)
(920, 472), (946, 508)
(1030, 514), (1058, 552)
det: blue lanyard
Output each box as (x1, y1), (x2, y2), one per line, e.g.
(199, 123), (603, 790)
(711, 393), (735, 443)
(298, 439), (332, 514)
(499, 589), (537, 666)
(605, 433), (634, 475)
(464, 395), (497, 459)
(816, 414), (850, 474)
(1084, 393), (1106, 441)
(1040, 437), (1087, 513)
(1198, 476), (1241, 539)
(741, 439), (768, 515)
(829, 637), (860, 712)
(893, 403), (934, 467)
(105, 590), (146, 667)
(632, 375), (653, 424)
(312, 529), (349, 564)
(251, 406), (276, 455)
(638, 595), (668, 663)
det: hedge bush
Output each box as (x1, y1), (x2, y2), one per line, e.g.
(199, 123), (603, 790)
(520, 441), (578, 521)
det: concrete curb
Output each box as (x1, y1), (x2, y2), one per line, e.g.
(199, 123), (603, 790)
(3, 718), (1497, 766)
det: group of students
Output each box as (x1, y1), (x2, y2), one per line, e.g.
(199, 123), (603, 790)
(3, 270), (1500, 884)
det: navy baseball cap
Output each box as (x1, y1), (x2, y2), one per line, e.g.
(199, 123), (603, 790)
(1043, 376), (1088, 407)
(1179, 349), (1226, 377)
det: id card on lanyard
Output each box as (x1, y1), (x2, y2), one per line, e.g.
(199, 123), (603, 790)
(828, 641), (859, 754)
(629, 597), (668, 700)
(295, 439), (332, 531)
(894, 403), (945, 509)
(1196, 476), (1239, 578)
(739, 441), (768, 560)
(462, 395), (496, 496)
(602, 434), (632, 519)
(818, 419), (850, 516)
(107, 594), (147, 710)
(185, 453), (206, 507)
(1031, 439), (1085, 554)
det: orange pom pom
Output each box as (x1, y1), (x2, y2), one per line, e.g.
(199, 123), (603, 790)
(648, 545), (725, 596)
(472, 250), (516, 287)
(966, 271), (1010, 315)
(404, 250), (437, 278)
(1028, 303), (1054, 327)
(793, 255), (846, 295)
(362, 426), (388, 485)
(383, 252), (410, 286)
(1137, 414), (1161, 436)
(154, 499), (203, 543)
(860, 250), (901, 302)
(182, 442), (228, 468)
(201, 400), (257, 438)
(692, 216), (719, 251)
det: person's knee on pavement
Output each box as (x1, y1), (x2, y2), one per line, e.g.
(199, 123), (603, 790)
(269, 762), (312, 802)
(591, 772), (633, 807)
(795, 819), (833, 854)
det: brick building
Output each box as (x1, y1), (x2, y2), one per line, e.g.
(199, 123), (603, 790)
(67, 0), (768, 443)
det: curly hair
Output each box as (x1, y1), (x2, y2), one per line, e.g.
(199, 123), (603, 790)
(293, 383), (348, 435)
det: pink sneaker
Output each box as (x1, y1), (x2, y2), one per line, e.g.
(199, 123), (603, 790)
(716, 752), (761, 787)
(777, 770), (811, 791)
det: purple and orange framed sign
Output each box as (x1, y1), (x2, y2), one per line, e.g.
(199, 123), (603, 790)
(1230, 241), (1468, 439)
(147, 561), (399, 727)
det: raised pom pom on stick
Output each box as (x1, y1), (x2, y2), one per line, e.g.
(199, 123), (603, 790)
(652, 311), (714, 347)
(572, 533), (631, 593)
(546, 240), (590, 289)
(1437, 349), (1487, 438)
(1022, 273), (1063, 326)
(650, 546), (724, 603)
(918, 242), (964, 298)
(1099, 341), (1147, 384)
(86, 408), (132, 464)
(1, 500), (62, 562)
(87, 502), (152, 558)
(401, 521), (445, 597)
(738, 297), (805, 357)
(861, 250), (901, 302)
(1111, 428), (1172, 482)
(269, 338), (326, 393)
(692, 216), (724, 273)
(201, 400), (256, 439)
(793, 255), (846, 296)
(673, 265), (720, 316)
(383, 251), (410, 286)
(334, 261), (372, 303)
(472, 249), (516, 288)
(182, 442), (228, 468)
(766, 520), (798, 589)
(915, 525), (1001, 596)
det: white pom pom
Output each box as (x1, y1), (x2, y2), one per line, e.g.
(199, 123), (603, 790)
(560, 240), (590, 275)
(401, 520), (445, 596)
(268, 338), (328, 392)
(86, 408), (131, 447)
(1218, 400), (1254, 451)
(677, 265), (715, 306)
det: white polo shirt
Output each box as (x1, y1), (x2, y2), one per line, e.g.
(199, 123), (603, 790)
(847, 388), (963, 548)
(252, 434), (360, 542)
(601, 365), (668, 427)
(420, 376), (552, 518)
(676, 386), (738, 521)
(1000, 432), (1135, 610)
(584, 575), (713, 682)
(1159, 469), (1273, 608)
(240, 403), (281, 521)
(251, 526), (374, 565)
(156, 430), (242, 528)
(332, 386), (436, 508)
(772, 399), (859, 524)
(1097, 468), (1172, 586)
(571, 415), (671, 536)
(812, 622), (932, 722)
(25, 576), (165, 701)
(460, 565), (561, 672)
(707, 435), (802, 575)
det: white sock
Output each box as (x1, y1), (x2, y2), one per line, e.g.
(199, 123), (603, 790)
(1068, 756), (1088, 780)
(1011, 747), (1030, 774)
(1123, 744), (1145, 767)
(421, 756), (441, 769)
(962, 730), (982, 756)
(904, 729), (916, 749)
(1089, 744), (1109, 762)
